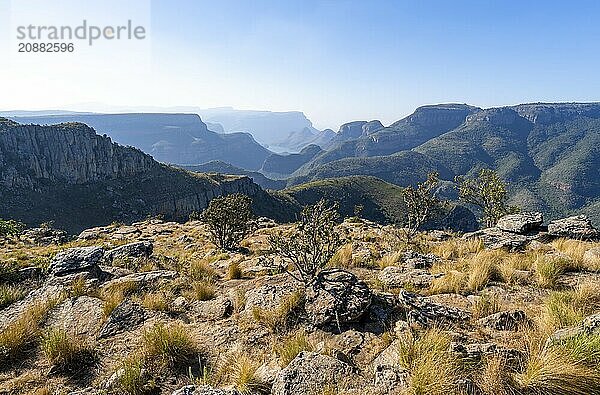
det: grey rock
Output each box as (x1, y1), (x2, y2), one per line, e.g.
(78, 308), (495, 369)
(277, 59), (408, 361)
(548, 215), (599, 240)
(101, 270), (177, 290)
(244, 283), (299, 313)
(272, 351), (354, 395)
(450, 342), (523, 366)
(104, 241), (153, 263)
(372, 341), (409, 392)
(378, 266), (442, 289)
(305, 270), (372, 328)
(496, 212), (543, 234)
(463, 227), (536, 251)
(20, 226), (69, 245)
(171, 385), (239, 395)
(48, 246), (104, 277)
(402, 250), (440, 269)
(98, 300), (146, 338)
(192, 297), (234, 321)
(478, 309), (529, 331)
(397, 290), (471, 328)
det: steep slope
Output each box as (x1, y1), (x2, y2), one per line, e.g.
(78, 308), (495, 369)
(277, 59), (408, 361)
(261, 144), (324, 178)
(182, 161), (286, 190)
(8, 113), (272, 170)
(287, 151), (453, 187)
(282, 176), (477, 231)
(0, 119), (294, 232)
(295, 104), (479, 176)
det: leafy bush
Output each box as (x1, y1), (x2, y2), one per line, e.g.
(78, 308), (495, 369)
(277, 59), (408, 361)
(268, 199), (343, 285)
(0, 218), (25, 239)
(196, 194), (254, 251)
(400, 171), (445, 243)
(456, 169), (519, 228)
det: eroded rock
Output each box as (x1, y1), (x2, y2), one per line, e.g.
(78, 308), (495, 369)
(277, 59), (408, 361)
(48, 246), (104, 277)
(496, 212), (543, 234)
(548, 215), (599, 240)
(397, 290), (471, 328)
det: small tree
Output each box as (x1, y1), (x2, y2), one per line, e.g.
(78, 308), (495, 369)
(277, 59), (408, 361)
(455, 169), (518, 228)
(0, 218), (25, 239)
(199, 194), (254, 251)
(400, 172), (444, 243)
(268, 199), (343, 285)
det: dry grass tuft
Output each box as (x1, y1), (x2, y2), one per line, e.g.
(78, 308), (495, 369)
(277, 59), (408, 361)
(535, 254), (571, 289)
(431, 237), (484, 260)
(141, 290), (172, 312)
(397, 329), (461, 395)
(377, 250), (404, 269)
(472, 293), (501, 320)
(328, 243), (354, 268)
(541, 281), (600, 330)
(275, 330), (314, 367)
(140, 322), (198, 368)
(227, 262), (243, 280)
(252, 291), (303, 333)
(185, 281), (217, 301)
(0, 284), (26, 309)
(41, 328), (95, 371)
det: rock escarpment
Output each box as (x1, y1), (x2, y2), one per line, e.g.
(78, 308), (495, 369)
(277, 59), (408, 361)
(0, 119), (293, 232)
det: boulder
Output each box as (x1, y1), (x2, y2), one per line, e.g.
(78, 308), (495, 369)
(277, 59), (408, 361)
(477, 309), (529, 331)
(546, 312), (600, 346)
(583, 247), (600, 268)
(244, 283), (299, 313)
(48, 246), (104, 277)
(496, 212), (543, 234)
(104, 241), (153, 263)
(46, 296), (104, 337)
(171, 385), (239, 395)
(463, 227), (533, 251)
(101, 270), (177, 290)
(548, 215), (599, 240)
(305, 270), (372, 328)
(402, 250), (440, 269)
(20, 226), (69, 245)
(98, 299), (146, 338)
(397, 290), (471, 328)
(450, 342), (523, 366)
(271, 352), (355, 395)
(372, 341), (409, 392)
(192, 297), (234, 321)
(378, 266), (442, 289)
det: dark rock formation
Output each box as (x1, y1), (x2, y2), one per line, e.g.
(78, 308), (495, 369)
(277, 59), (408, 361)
(305, 270), (372, 328)
(548, 215), (599, 240)
(48, 246), (104, 277)
(477, 310), (530, 331)
(397, 290), (471, 328)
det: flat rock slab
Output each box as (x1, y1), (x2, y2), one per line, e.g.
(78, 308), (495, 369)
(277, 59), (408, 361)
(548, 215), (599, 240)
(496, 212), (543, 234)
(48, 246), (104, 277)
(46, 296), (104, 337)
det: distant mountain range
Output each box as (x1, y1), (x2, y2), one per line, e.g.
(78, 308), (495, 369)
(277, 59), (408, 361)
(2, 102), (599, 226)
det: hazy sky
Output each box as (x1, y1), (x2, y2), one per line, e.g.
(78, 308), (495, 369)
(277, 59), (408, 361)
(1, 0), (600, 129)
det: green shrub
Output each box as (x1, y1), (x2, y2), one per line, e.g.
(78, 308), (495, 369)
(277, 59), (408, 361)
(197, 194), (254, 251)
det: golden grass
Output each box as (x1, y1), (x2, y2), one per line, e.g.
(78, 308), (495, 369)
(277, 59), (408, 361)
(550, 239), (591, 270)
(274, 330), (314, 367)
(498, 253), (536, 285)
(377, 250), (404, 269)
(41, 328), (95, 371)
(115, 354), (152, 395)
(0, 284), (26, 309)
(188, 258), (218, 282)
(0, 296), (62, 367)
(101, 280), (139, 317)
(541, 282), (600, 330)
(328, 243), (353, 268)
(535, 254), (571, 289)
(217, 351), (266, 394)
(397, 329), (461, 395)
(140, 322), (197, 368)
(472, 293), (501, 320)
(252, 291), (303, 333)
(476, 356), (515, 395)
(429, 270), (467, 295)
(185, 281), (217, 301)
(431, 237), (484, 260)
(227, 262), (243, 280)
(141, 290), (172, 312)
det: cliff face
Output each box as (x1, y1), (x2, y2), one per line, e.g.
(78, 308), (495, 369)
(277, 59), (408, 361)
(0, 121), (156, 188)
(0, 119), (292, 232)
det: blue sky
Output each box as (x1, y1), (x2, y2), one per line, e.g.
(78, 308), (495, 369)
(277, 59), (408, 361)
(2, 0), (600, 129)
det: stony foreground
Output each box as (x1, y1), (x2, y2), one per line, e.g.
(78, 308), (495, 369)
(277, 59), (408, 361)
(1, 214), (600, 395)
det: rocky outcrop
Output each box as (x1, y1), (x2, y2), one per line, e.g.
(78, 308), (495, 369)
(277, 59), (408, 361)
(104, 241), (153, 263)
(272, 351), (355, 395)
(496, 212), (544, 233)
(0, 122), (156, 188)
(465, 107), (523, 127)
(304, 270), (372, 328)
(478, 310), (530, 331)
(397, 290), (471, 328)
(48, 246), (104, 277)
(547, 215), (599, 240)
